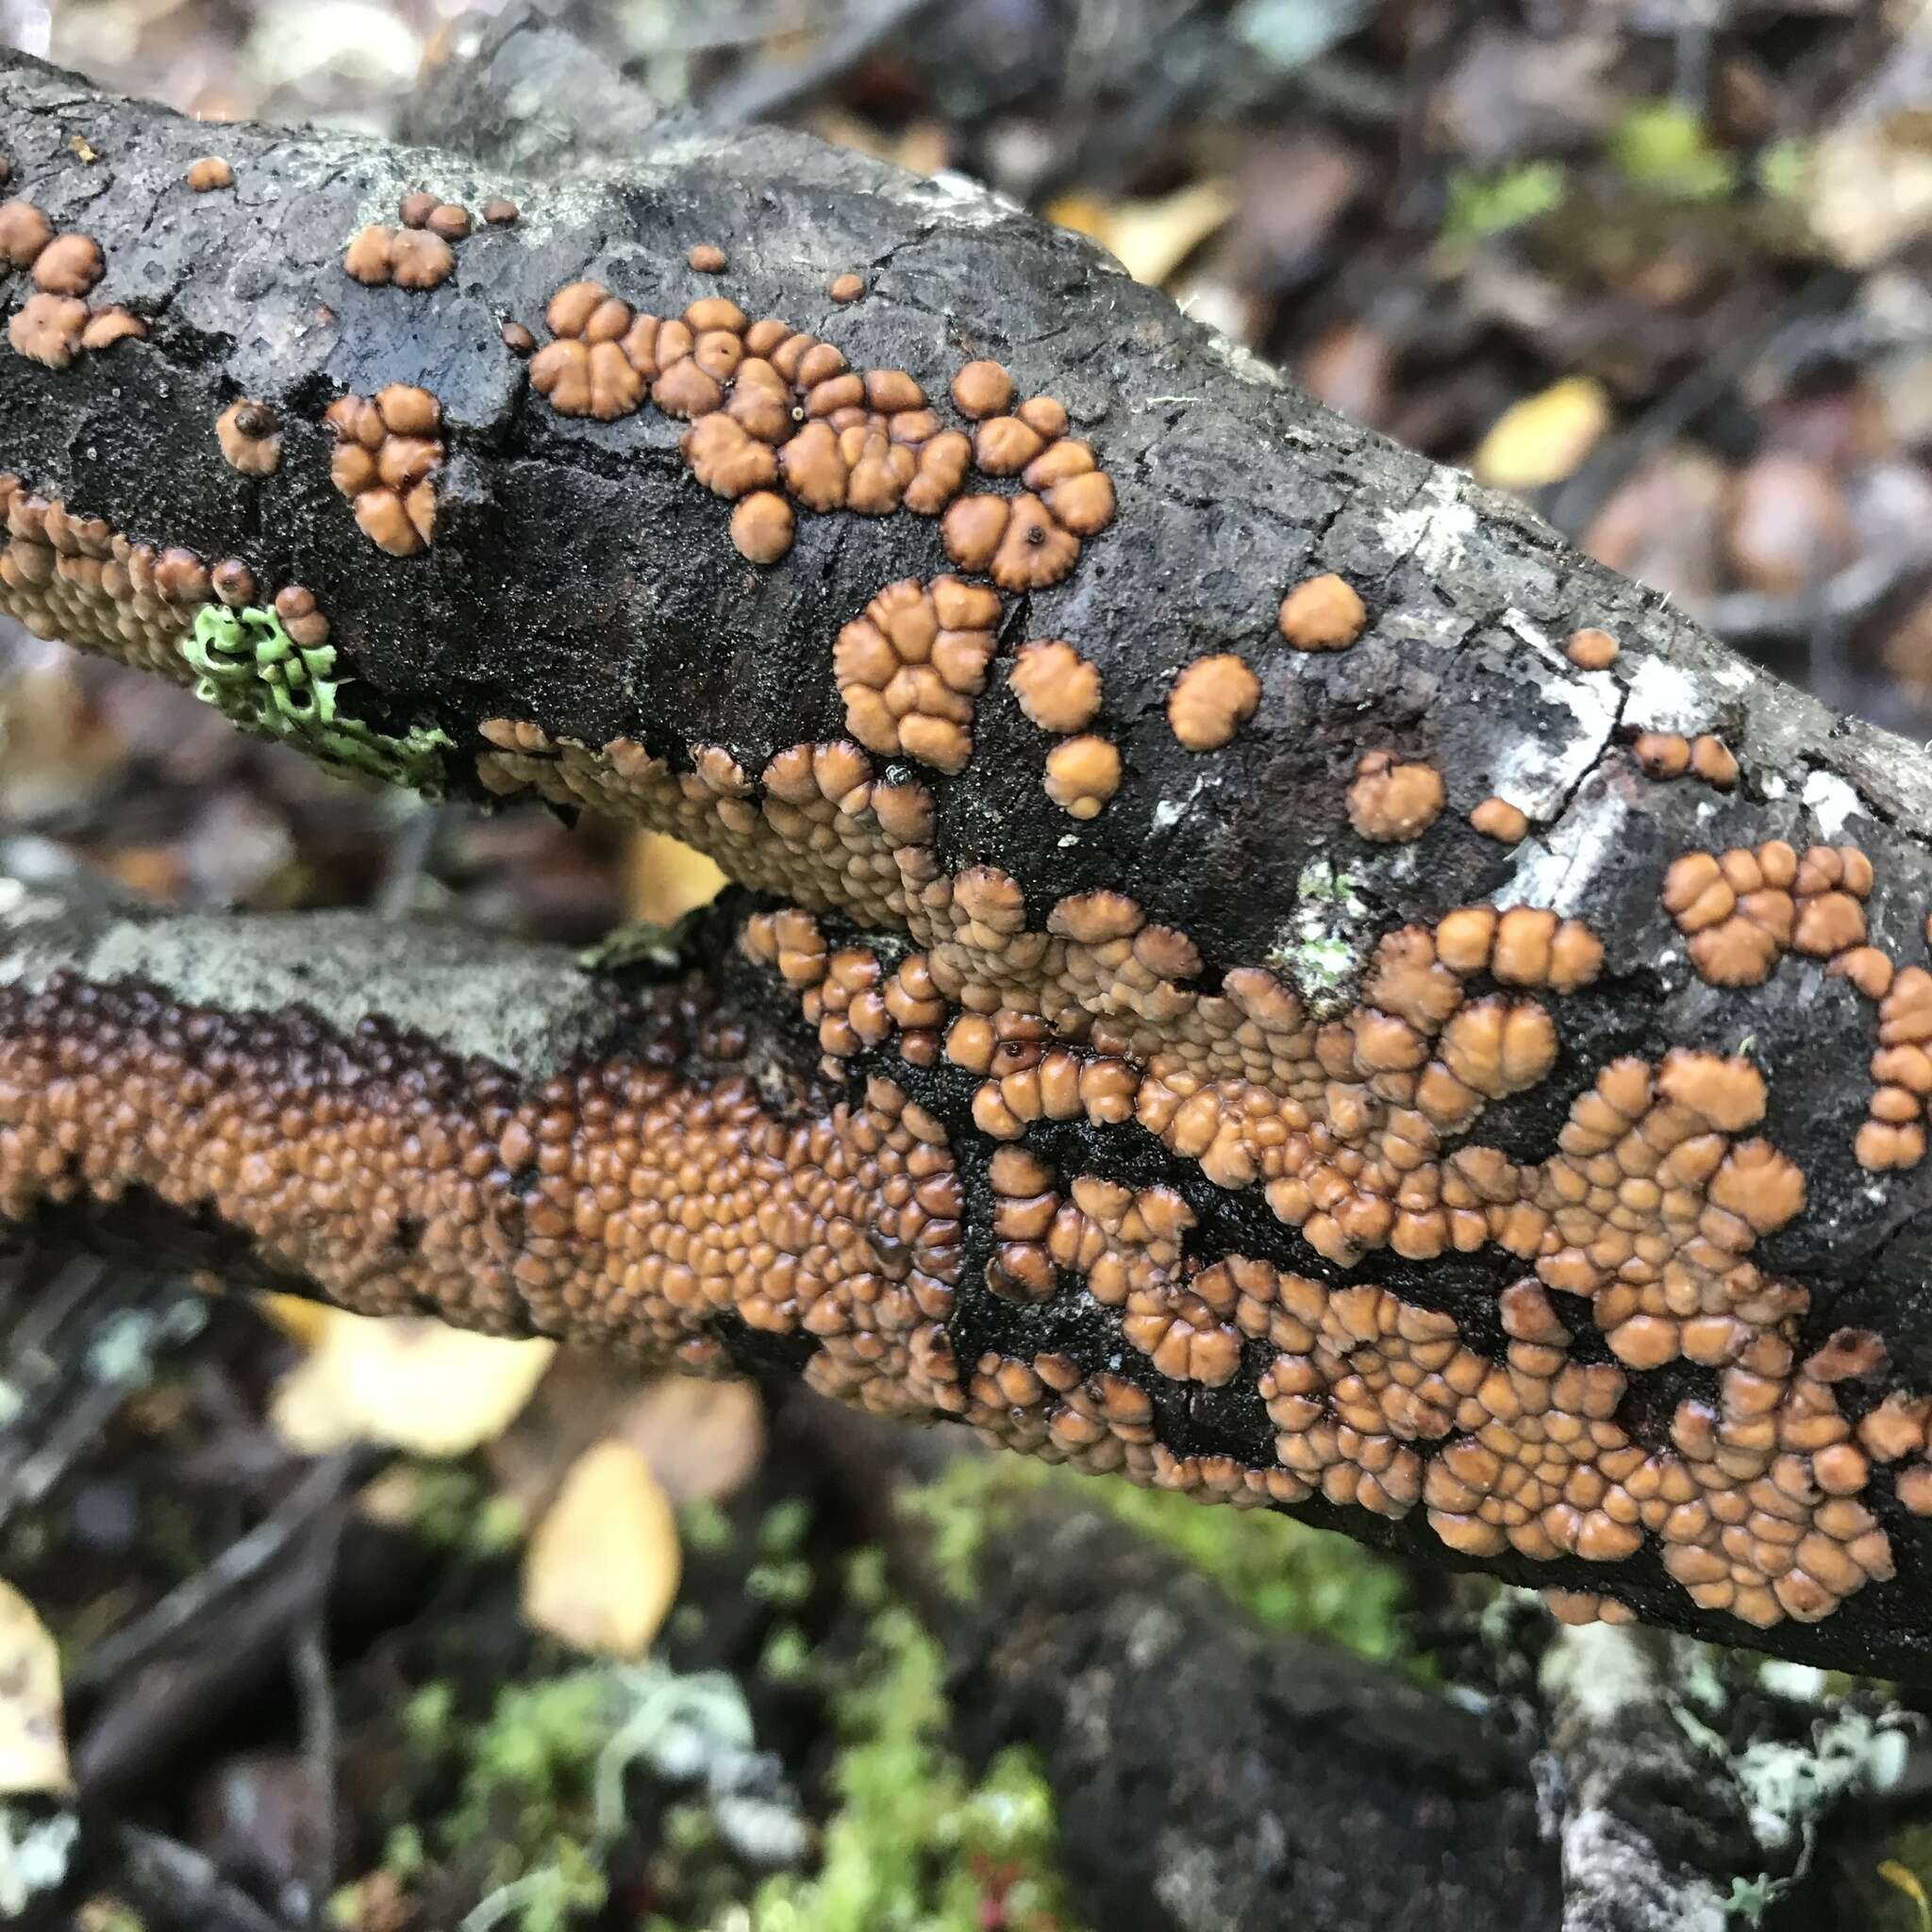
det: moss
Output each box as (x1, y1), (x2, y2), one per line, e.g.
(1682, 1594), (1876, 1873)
(1611, 102), (1738, 202)
(903, 1457), (1412, 1667)
(724, 1552), (1079, 1932)
(1443, 162), (1567, 240)
(180, 604), (451, 791)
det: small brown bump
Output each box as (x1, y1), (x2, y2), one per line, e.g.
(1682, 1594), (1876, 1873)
(501, 320), (535, 354)
(1690, 736), (1739, 789)
(390, 228), (457, 291)
(79, 308), (142, 351)
(31, 233), (103, 296)
(0, 200), (50, 266)
(186, 157), (234, 192)
(1044, 737), (1122, 820)
(1348, 751), (1444, 843)
(828, 272), (865, 303)
(217, 399), (282, 475)
(730, 491), (794, 565)
(1634, 731), (1691, 779)
(8, 291), (84, 368)
(1011, 640), (1100, 733)
(689, 242), (727, 274)
(398, 191), (439, 228)
(1566, 627), (1620, 670)
(952, 358), (1015, 421)
(483, 197), (519, 225)
(426, 203), (473, 242)
(1167, 654), (1259, 751)
(1471, 797), (1528, 844)
(1277, 573), (1366, 651)
(343, 225), (394, 284)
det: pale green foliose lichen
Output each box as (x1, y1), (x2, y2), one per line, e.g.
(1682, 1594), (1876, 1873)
(181, 603), (451, 791)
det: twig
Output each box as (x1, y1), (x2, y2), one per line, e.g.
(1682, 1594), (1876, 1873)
(112, 1820), (298, 1932)
(70, 1451), (363, 1693)
(291, 1557), (341, 1929)
(707, 0), (939, 125)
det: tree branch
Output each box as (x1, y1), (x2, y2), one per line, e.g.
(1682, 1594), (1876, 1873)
(7, 37), (1932, 1678)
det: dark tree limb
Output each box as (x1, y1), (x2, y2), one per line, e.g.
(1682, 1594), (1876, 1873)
(7, 40), (1932, 1681)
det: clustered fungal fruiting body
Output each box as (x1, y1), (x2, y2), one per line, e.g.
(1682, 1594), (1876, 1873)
(324, 385), (443, 556)
(1347, 750), (1445, 842)
(1, 200), (143, 366)
(181, 603), (451, 789)
(833, 577), (1000, 774)
(514, 282), (1112, 573)
(1634, 730), (1740, 789)
(11, 175), (1932, 1648)
(1167, 654), (1259, 751)
(1657, 839), (1932, 1171)
(0, 978), (966, 1424)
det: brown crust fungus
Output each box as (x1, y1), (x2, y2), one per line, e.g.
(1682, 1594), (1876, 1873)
(1043, 736), (1123, 820)
(324, 385), (443, 556)
(1348, 751), (1445, 843)
(827, 272), (865, 303)
(688, 242), (727, 274)
(730, 491), (794, 565)
(1566, 627), (1621, 670)
(1166, 654), (1260, 751)
(31, 233), (103, 297)
(832, 576), (1001, 774)
(0, 199), (51, 267)
(1471, 797), (1529, 844)
(1010, 640), (1101, 734)
(216, 399), (282, 475)
(186, 157), (234, 192)
(1277, 572), (1367, 652)
(8, 291), (85, 369)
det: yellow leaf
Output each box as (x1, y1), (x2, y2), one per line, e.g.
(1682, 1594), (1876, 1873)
(0, 1580), (70, 1796)
(523, 1439), (680, 1658)
(268, 1309), (555, 1457)
(625, 831), (727, 924)
(254, 1289), (333, 1351)
(1046, 180), (1236, 288)
(1473, 376), (1613, 491)
(1880, 1859), (1932, 1932)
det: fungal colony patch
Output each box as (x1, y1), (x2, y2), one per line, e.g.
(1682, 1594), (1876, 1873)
(6, 162), (1932, 1649)
(2, 199), (143, 366)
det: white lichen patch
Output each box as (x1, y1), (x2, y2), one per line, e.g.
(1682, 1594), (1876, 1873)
(1622, 655), (1711, 735)
(1494, 791), (1634, 919)
(1800, 766), (1866, 841)
(1379, 467), (1478, 577)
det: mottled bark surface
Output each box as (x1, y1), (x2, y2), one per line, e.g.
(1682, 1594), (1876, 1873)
(7, 40), (1932, 1680)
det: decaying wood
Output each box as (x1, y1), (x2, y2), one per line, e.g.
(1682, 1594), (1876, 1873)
(6, 33), (1932, 1686)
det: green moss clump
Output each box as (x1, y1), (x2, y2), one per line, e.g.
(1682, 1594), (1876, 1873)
(721, 1552), (1077, 1932)
(1611, 102), (1738, 202)
(180, 603), (451, 791)
(1443, 161), (1568, 240)
(903, 1457), (1411, 1667)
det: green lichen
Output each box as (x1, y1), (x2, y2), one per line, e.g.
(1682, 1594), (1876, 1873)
(904, 1457), (1412, 1668)
(180, 603), (451, 791)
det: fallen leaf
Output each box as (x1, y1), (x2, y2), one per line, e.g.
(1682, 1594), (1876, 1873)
(1045, 180), (1236, 288)
(1809, 109), (1932, 268)
(1879, 1857), (1932, 1932)
(523, 1439), (680, 1658)
(490, 1357), (764, 1525)
(1473, 375), (1612, 491)
(0, 1581), (70, 1796)
(268, 1308), (555, 1457)
(625, 831), (726, 924)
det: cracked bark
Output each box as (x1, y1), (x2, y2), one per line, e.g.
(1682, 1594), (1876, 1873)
(7, 34), (1932, 1684)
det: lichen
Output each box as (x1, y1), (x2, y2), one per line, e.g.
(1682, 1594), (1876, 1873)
(180, 603), (451, 791)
